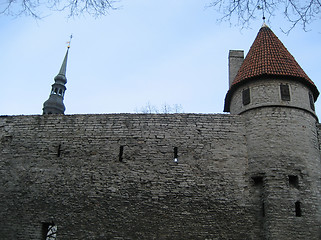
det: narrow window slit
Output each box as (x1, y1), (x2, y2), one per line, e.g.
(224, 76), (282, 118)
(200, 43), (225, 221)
(174, 147), (178, 162)
(295, 201), (302, 217)
(119, 146), (124, 162)
(57, 144), (62, 157)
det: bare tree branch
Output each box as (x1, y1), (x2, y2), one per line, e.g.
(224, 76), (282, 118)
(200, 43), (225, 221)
(0, 0), (119, 18)
(1, 0), (320, 32)
(136, 102), (184, 114)
(207, 0), (321, 32)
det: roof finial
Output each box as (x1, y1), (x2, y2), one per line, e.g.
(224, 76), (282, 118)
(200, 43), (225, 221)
(66, 34), (73, 49)
(257, 2), (266, 26)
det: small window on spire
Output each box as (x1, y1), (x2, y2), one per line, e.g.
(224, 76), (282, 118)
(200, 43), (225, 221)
(242, 88), (250, 105)
(280, 84), (290, 101)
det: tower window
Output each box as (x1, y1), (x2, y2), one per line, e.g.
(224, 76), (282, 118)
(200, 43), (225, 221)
(309, 92), (315, 111)
(295, 201), (302, 217)
(242, 88), (250, 105)
(252, 176), (264, 185)
(288, 175), (299, 188)
(280, 84), (290, 101)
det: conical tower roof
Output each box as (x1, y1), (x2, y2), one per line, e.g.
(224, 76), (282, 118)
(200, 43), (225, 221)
(224, 24), (319, 112)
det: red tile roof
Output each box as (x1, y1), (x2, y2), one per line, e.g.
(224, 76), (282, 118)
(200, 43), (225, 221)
(224, 25), (319, 112)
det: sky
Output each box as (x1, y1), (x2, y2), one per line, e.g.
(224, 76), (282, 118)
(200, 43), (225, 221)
(0, 0), (320, 116)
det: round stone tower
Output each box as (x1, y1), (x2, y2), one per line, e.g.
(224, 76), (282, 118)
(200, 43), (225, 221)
(224, 24), (321, 239)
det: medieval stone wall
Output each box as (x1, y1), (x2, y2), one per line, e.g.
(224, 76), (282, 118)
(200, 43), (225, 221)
(0, 112), (320, 239)
(1, 114), (255, 240)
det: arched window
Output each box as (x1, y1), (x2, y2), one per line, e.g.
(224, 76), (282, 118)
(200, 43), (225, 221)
(42, 222), (57, 240)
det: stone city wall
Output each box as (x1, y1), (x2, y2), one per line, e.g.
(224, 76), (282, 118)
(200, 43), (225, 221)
(0, 114), (255, 239)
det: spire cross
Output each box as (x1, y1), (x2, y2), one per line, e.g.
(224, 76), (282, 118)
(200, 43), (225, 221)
(67, 34), (73, 49)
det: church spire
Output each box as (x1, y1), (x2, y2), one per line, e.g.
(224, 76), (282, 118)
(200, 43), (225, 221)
(42, 41), (71, 115)
(55, 48), (69, 84)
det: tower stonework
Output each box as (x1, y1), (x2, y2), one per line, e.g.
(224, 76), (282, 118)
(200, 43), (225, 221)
(0, 25), (321, 239)
(224, 25), (321, 239)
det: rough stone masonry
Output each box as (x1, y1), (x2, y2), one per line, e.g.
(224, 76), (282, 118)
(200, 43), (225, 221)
(1, 24), (321, 239)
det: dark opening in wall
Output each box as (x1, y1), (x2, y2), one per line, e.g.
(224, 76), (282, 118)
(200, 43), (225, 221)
(119, 146), (124, 162)
(174, 147), (178, 162)
(57, 144), (62, 157)
(288, 175), (299, 188)
(42, 222), (57, 240)
(252, 176), (264, 185)
(251, 176), (265, 217)
(309, 92), (315, 111)
(295, 201), (302, 217)
(280, 84), (290, 101)
(242, 88), (250, 105)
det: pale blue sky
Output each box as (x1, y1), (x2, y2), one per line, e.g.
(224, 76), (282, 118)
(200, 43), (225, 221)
(0, 0), (320, 115)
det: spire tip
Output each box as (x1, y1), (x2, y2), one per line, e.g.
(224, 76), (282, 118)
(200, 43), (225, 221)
(66, 34), (73, 49)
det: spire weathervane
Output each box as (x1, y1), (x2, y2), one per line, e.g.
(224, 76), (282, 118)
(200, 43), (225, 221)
(67, 34), (73, 49)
